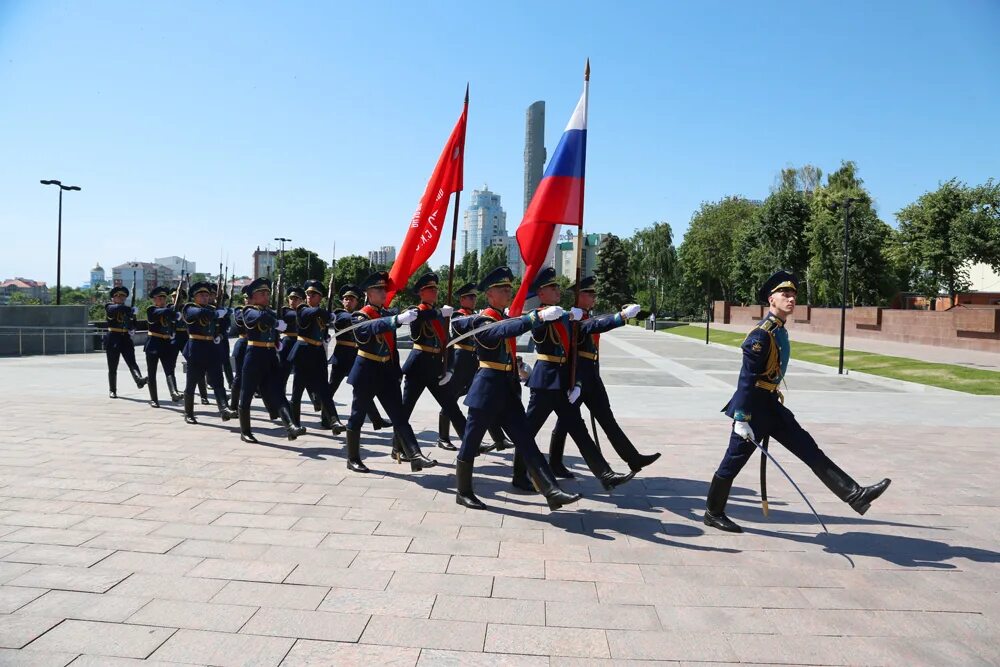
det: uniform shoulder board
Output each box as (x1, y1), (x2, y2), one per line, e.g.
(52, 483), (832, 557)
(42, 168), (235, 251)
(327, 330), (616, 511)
(758, 317), (778, 333)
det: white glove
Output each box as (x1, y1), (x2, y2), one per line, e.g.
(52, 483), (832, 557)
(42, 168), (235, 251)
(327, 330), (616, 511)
(539, 306), (565, 322)
(438, 371), (453, 386)
(733, 420), (755, 442)
(131, 307), (138, 315)
(275, 319), (288, 332)
(567, 386), (582, 404)
(621, 304), (641, 319)
(175, 312), (183, 321)
(397, 308), (418, 325)
(216, 308), (228, 318)
(569, 307), (584, 321)
(440, 305), (454, 318)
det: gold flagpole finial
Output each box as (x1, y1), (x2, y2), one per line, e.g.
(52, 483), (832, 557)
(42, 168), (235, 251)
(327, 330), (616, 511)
(584, 58), (590, 82)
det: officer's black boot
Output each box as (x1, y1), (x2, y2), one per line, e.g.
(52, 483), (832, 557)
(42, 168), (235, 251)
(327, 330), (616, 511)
(198, 378), (210, 405)
(629, 452), (662, 473)
(548, 429), (575, 479)
(130, 367), (147, 389)
(526, 460), (582, 511)
(239, 409), (257, 443)
(345, 429), (369, 473)
(108, 371), (118, 399)
(703, 474), (742, 533)
(368, 407), (392, 431)
(319, 408), (332, 430)
(510, 452), (535, 492)
(278, 405), (306, 441)
(488, 426), (512, 452)
(576, 439), (635, 492)
(215, 395), (236, 422)
(148, 377), (160, 408)
(228, 380), (240, 413)
(390, 432), (410, 464)
(290, 400), (301, 428)
(813, 457), (891, 516)
(309, 390), (322, 414)
(455, 458), (486, 510)
(166, 374), (183, 403)
(223, 365), (234, 391)
(183, 392), (198, 425)
(397, 433), (437, 472)
(437, 413), (457, 451)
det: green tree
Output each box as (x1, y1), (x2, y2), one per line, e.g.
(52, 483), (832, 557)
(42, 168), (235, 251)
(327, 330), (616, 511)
(627, 221), (676, 313)
(594, 233), (631, 311)
(329, 255), (370, 289)
(966, 178), (1000, 271)
(677, 196), (756, 302)
(281, 247), (327, 288)
(457, 250), (479, 286)
(8, 292), (41, 305)
(806, 161), (897, 306)
(479, 245), (508, 281)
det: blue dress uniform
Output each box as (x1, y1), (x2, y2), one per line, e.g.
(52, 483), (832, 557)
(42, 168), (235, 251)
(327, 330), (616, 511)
(343, 271), (437, 474)
(328, 284), (391, 432)
(704, 270), (891, 533)
(103, 286), (147, 398)
(237, 278), (307, 443)
(399, 272), (468, 452)
(276, 286), (304, 397)
(218, 307), (234, 390)
(548, 276), (660, 476)
(228, 306), (248, 412)
(143, 286), (182, 407)
(453, 266), (581, 511)
(511, 267), (633, 492)
(180, 282), (236, 425)
(288, 279), (340, 431)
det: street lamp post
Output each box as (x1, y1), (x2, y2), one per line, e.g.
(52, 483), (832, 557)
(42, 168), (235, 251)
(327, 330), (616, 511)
(40, 180), (82, 305)
(274, 237), (291, 279)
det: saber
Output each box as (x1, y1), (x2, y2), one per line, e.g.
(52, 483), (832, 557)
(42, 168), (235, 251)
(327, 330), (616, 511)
(332, 311), (417, 340)
(445, 317), (510, 347)
(760, 435), (770, 516)
(746, 436), (828, 533)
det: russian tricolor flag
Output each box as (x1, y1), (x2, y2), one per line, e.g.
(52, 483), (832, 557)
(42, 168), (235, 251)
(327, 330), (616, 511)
(510, 66), (589, 316)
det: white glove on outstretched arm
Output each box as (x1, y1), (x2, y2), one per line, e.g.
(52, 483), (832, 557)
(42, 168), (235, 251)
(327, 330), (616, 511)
(538, 306), (565, 322)
(569, 307), (584, 321)
(440, 305), (454, 318)
(396, 308), (418, 325)
(621, 304), (641, 319)
(733, 420), (755, 442)
(275, 319), (288, 332)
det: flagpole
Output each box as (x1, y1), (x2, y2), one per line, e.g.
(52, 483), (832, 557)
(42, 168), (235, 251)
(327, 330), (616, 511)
(443, 84), (469, 374)
(569, 59), (590, 393)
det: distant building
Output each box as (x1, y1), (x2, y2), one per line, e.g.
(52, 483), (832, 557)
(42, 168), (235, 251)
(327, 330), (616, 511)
(462, 186), (508, 259)
(0, 278), (50, 304)
(89, 262), (106, 289)
(111, 262), (175, 300)
(556, 231), (607, 279)
(367, 246), (396, 267)
(523, 101), (546, 214)
(253, 247), (279, 279)
(154, 256), (195, 279)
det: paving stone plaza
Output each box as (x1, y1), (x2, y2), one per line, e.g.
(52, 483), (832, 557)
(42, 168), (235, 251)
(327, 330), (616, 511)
(0, 326), (997, 666)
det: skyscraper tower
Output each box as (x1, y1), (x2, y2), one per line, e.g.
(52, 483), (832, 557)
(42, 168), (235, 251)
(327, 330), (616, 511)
(523, 101), (546, 215)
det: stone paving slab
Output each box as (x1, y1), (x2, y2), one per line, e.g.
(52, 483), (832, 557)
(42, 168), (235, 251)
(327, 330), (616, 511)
(0, 327), (998, 664)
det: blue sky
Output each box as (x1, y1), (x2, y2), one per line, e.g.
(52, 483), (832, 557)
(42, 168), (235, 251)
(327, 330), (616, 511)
(2, 0), (998, 285)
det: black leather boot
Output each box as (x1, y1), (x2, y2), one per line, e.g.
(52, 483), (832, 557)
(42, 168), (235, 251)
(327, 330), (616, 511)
(166, 374), (183, 402)
(290, 400), (301, 427)
(108, 371), (118, 399)
(368, 408), (392, 431)
(279, 406), (306, 441)
(323, 405), (346, 435)
(703, 474), (742, 533)
(455, 459), (486, 510)
(198, 378), (210, 404)
(309, 390), (322, 413)
(437, 413), (457, 451)
(183, 392), (198, 425)
(390, 432), (409, 464)
(228, 380), (240, 412)
(573, 432), (635, 492)
(813, 457), (891, 516)
(548, 429), (575, 479)
(397, 433), (437, 472)
(629, 452), (662, 473)
(488, 426), (512, 452)
(527, 460), (582, 511)
(345, 429), (369, 473)
(216, 396), (236, 422)
(510, 452), (535, 492)
(130, 367), (147, 389)
(239, 409), (257, 443)
(148, 378), (160, 408)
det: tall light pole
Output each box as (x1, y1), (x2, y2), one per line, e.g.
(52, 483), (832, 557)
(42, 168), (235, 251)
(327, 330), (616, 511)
(40, 180), (82, 305)
(274, 237), (291, 281)
(838, 197), (861, 375)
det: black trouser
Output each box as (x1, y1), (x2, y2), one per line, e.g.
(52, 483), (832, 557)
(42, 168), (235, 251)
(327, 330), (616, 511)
(184, 349), (228, 407)
(331, 356), (386, 425)
(106, 333), (141, 376)
(716, 402), (827, 480)
(551, 377), (644, 467)
(290, 348), (337, 421)
(402, 368), (467, 437)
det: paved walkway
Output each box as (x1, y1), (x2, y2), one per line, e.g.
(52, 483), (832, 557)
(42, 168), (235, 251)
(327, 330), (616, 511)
(0, 329), (997, 665)
(707, 321), (1000, 372)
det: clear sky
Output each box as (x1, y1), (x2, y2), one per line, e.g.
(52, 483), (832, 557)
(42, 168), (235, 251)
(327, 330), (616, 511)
(2, 0), (998, 286)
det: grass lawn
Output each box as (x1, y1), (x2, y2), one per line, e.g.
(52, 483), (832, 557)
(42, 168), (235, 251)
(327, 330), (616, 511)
(658, 324), (1000, 396)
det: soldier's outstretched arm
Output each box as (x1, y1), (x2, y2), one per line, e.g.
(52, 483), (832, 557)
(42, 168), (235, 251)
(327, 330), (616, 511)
(476, 313), (543, 346)
(579, 312), (626, 335)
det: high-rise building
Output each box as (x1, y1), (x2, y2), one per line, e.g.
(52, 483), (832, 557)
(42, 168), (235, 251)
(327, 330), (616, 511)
(461, 186), (508, 260)
(367, 246), (396, 267)
(556, 231), (607, 279)
(154, 256), (195, 279)
(89, 262), (106, 289)
(523, 101), (546, 215)
(111, 262), (176, 299)
(253, 247), (278, 279)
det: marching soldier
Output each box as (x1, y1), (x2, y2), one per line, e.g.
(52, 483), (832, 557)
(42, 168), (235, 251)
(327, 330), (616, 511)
(452, 266), (581, 511)
(217, 286), (235, 391)
(104, 285), (147, 398)
(277, 285), (305, 396)
(180, 282), (236, 424)
(237, 278), (307, 442)
(398, 272), (469, 452)
(328, 284), (391, 433)
(228, 304), (248, 414)
(703, 270), (891, 533)
(547, 276), (660, 477)
(144, 285), (183, 407)
(343, 271), (436, 473)
(439, 282), (511, 451)
(511, 267), (633, 492)
(288, 279), (341, 433)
